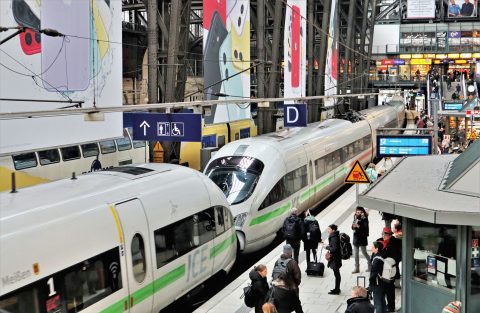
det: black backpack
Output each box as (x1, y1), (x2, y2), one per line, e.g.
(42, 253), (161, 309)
(272, 258), (292, 280)
(305, 220), (321, 242)
(340, 233), (353, 260)
(283, 216), (299, 241)
(241, 283), (256, 308)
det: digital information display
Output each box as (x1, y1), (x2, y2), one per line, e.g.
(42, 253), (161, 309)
(377, 135), (432, 157)
(443, 102), (463, 111)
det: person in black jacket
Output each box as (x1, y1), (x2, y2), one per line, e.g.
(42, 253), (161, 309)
(282, 208), (303, 263)
(301, 210), (322, 268)
(271, 272), (304, 313)
(250, 264), (269, 313)
(272, 244), (302, 291)
(381, 227), (401, 312)
(352, 206), (370, 274)
(369, 241), (388, 313)
(325, 224), (342, 295)
(344, 286), (374, 313)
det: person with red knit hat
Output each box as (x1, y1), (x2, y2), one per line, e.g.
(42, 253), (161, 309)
(379, 227), (401, 313)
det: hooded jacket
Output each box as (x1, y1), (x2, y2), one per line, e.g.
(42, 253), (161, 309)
(326, 230), (342, 270)
(271, 279), (304, 313)
(301, 215), (321, 250)
(273, 253), (302, 288)
(249, 269), (269, 313)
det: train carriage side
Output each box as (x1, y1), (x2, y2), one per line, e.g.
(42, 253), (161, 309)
(0, 164), (236, 313)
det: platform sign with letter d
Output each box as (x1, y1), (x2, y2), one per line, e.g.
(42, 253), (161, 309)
(284, 103), (307, 127)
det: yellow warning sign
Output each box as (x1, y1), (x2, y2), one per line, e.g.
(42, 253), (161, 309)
(344, 160), (371, 184)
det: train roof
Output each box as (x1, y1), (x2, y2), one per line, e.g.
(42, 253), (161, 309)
(0, 163), (202, 221)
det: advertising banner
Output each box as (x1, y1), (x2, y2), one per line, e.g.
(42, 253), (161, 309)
(448, 0), (478, 18)
(203, 0), (251, 123)
(406, 0), (436, 19)
(0, 0), (122, 155)
(324, 0), (338, 107)
(284, 0), (307, 104)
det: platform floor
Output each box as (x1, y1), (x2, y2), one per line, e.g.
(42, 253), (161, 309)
(195, 164), (401, 313)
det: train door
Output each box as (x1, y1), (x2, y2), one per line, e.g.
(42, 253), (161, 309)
(300, 144), (313, 210)
(115, 199), (154, 312)
(212, 206), (236, 271)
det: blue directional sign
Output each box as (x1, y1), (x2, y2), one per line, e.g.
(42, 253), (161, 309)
(377, 135), (432, 158)
(284, 103), (307, 127)
(127, 113), (202, 142)
(442, 102), (463, 111)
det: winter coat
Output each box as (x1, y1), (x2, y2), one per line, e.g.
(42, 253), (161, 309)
(383, 236), (402, 263)
(369, 253), (387, 288)
(274, 253), (302, 288)
(352, 215), (369, 247)
(326, 230), (342, 270)
(344, 296), (374, 313)
(249, 270), (269, 313)
(301, 216), (321, 250)
(271, 279), (304, 313)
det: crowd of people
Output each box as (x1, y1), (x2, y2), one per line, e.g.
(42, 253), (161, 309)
(245, 203), (404, 313)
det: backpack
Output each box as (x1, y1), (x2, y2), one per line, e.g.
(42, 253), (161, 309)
(272, 258), (292, 280)
(374, 256), (397, 282)
(305, 219), (321, 243)
(283, 216), (299, 241)
(340, 233), (353, 260)
(241, 284), (256, 308)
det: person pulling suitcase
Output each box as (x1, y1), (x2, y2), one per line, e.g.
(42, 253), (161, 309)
(302, 210), (322, 270)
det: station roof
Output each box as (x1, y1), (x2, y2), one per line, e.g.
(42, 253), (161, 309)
(359, 140), (480, 226)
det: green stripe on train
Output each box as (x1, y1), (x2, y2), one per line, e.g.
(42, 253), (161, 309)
(210, 233), (237, 258)
(249, 201), (292, 226)
(101, 264), (186, 312)
(299, 166), (347, 204)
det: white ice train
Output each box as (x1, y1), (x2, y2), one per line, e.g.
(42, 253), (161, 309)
(0, 164), (236, 313)
(205, 103), (405, 253)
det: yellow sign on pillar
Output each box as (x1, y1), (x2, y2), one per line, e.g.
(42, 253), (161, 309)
(344, 160), (371, 184)
(153, 141), (164, 163)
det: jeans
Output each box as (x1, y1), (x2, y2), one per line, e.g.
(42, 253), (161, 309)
(386, 281), (395, 311)
(333, 268), (341, 290)
(372, 285), (387, 313)
(354, 245), (370, 268)
(287, 241), (301, 263)
(305, 248), (317, 265)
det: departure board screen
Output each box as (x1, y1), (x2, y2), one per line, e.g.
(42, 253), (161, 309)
(442, 102), (463, 111)
(377, 135), (432, 157)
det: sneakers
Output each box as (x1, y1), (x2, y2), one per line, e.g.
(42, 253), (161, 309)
(328, 289), (341, 295)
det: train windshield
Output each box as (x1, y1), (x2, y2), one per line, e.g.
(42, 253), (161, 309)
(205, 156), (264, 205)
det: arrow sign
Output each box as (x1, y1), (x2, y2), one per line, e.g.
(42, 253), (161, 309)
(127, 113), (202, 142)
(140, 120), (150, 136)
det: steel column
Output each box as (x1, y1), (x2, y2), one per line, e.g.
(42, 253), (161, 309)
(316, 0), (331, 102)
(147, 0), (159, 103)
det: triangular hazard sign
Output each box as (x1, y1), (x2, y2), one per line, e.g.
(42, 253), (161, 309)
(344, 160), (371, 184)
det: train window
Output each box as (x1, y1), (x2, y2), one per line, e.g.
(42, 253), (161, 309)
(259, 178), (287, 210)
(174, 217), (195, 256)
(363, 135), (371, 148)
(218, 135), (226, 148)
(202, 134), (217, 148)
(332, 150), (342, 168)
(224, 207), (233, 228)
(215, 206), (226, 235)
(347, 144), (356, 159)
(81, 143), (100, 157)
(131, 234), (147, 283)
(38, 149), (60, 166)
(0, 247), (122, 313)
(100, 140), (117, 154)
(194, 208), (216, 245)
(285, 165), (308, 195)
(12, 153), (37, 170)
(154, 225), (176, 268)
(355, 139), (364, 153)
(116, 130), (132, 151)
(314, 158), (326, 178)
(60, 146), (81, 161)
(325, 153), (334, 172)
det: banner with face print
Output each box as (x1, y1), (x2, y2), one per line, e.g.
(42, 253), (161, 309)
(284, 0), (307, 104)
(203, 0), (251, 123)
(324, 0), (339, 107)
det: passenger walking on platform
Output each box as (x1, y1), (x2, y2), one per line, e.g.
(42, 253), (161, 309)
(272, 244), (302, 292)
(250, 264), (270, 313)
(344, 286), (374, 313)
(325, 224), (342, 295)
(270, 272), (304, 313)
(352, 206), (371, 274)
(301, 210), (321, 268)
(380, 227), (401, 312)
(282, 208), (303, 263)
(365, 163), (377, 184)
(369, 241), (388, 313)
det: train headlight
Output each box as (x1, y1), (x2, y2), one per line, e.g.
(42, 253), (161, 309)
(234, 212), (248, 227)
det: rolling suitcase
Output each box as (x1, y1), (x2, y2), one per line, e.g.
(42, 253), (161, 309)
(306, 248), (325, 276)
